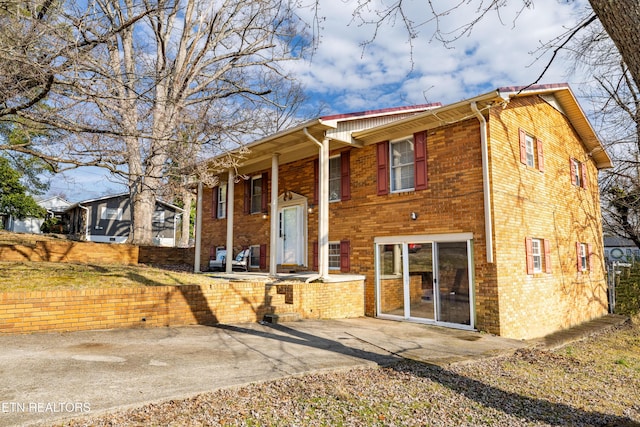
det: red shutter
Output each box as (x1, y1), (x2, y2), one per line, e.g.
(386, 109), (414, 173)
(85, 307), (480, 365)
(377, 141), (389, 195)
(519, 129), (527, 165)
(576, 242), (582, 272)
(259, 244), (267, 270)
(525, 237), (534, 274)
(312, 241), (318, 271)
(341, 150), (351, 201)
(570, 159), (577, 186)
(543, 239), (552, 273)
(261, 172), (269, 213)
(243, 180), (251, 214)
(414, 131), (428, 190)
(212, 187), (218, 219)
(536, 138), (545, 172)
(581, 162), (588, 189)
(340, 240), (350, 272)
(313, 159), (319, 205)
(587, 243), (592, 271)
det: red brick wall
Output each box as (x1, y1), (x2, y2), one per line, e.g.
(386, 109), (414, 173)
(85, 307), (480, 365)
(0, 280), (364, 335)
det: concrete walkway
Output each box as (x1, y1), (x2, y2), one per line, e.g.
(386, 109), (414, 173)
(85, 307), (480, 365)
(0, 315), (627, 427)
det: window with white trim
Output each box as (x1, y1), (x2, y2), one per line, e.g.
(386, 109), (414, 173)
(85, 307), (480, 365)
(579, 243), (588, 271)
(101, 207), (122, 221)
(152, 211), (165, 224)
(572, 159), (582, 187)
(250, 175), (263, 214)
(390, 137), (414, 192)
(328, 242), (341, 270)
(217, 183), (227, 219)
(531, 238), (542, 273)
(525, 134), (536, 168)
(329, 156), (341, 201)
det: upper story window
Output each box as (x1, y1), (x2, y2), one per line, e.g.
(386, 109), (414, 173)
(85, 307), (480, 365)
(390, 137), (415, 192)
(329, 156), (342, 202)
(314, 151), (351, 204)
(571, 158), (588, 189)
(519, 128), (544, 172)
(217, 183), (227, 219)
(251, 175), (263, 214)
(377, 132), (427, 195)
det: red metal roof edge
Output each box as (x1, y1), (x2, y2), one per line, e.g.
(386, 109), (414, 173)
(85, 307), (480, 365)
(320, 103), (442, 121)
(497, 82), (570, 94)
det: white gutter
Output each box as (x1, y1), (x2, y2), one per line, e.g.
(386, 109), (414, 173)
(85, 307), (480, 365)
(78, 204), (90, 241)
(470, 101), (494, 264)
(194, 182), (203, 272)
(303, 127), (329, 279)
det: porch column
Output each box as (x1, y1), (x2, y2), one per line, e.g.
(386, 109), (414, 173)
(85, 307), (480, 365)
(193, 182), (203, 273)
(318, 137), (330, 278)
(269, 153), (280, 275)
(225, 168), (235, 273)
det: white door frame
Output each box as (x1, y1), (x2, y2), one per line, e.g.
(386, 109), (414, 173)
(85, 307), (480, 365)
(374, 233), (475, 330)
(276, 192), (308, 266)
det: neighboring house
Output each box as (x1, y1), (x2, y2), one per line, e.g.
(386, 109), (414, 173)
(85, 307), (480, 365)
(196, 83), (612, 340)
(66, 193), (183, 246)
(604, 236), (639, 263)
(3, 196), (71, 234)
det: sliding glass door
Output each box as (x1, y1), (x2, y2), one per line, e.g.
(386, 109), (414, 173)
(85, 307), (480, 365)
(375, 235), (473, 329)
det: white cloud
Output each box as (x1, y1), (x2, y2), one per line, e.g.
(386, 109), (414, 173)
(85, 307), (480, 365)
(293, 0), (593, 113)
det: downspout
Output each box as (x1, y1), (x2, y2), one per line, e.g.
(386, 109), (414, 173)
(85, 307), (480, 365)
(470, 101), (494, 264)
(194, 182), (203, 272)
(79, 204), (90, 242)
(303, 127), (329, 279)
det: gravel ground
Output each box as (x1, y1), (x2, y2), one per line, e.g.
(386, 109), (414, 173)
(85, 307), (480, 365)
(59, 321), (640, 427)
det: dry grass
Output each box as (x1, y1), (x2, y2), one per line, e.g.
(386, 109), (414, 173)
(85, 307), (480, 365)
(0, 261), (214, 292)
(0, 231), (213, 291)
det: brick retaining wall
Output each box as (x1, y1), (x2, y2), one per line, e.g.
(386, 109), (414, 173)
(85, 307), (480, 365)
(0, 240), (196, 267)
(0, 280), (364, 334)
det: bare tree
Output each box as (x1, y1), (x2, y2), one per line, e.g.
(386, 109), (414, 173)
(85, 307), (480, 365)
(566, 17), (640, 247)
(4, 0), (306, 245)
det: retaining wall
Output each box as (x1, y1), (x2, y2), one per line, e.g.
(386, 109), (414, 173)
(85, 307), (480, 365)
(0, 280), (365, 334)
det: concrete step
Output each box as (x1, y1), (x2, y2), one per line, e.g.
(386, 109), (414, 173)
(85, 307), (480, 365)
(262, 312), (301, 324)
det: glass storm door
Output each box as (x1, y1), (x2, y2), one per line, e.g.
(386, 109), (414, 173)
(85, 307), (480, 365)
(279, 206), (302, 265)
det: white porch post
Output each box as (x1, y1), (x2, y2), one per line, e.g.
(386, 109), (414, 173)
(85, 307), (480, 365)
(225, 168), (235, 273)
(318, 137), (330, 278)
(269, 153), (279, 275)
(193, 182), (203, 273)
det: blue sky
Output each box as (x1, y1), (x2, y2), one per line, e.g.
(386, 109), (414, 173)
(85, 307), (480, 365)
(49, 0), (594, 202)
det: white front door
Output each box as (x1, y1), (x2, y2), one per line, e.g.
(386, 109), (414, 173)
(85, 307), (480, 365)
(278, 205), (303, 265)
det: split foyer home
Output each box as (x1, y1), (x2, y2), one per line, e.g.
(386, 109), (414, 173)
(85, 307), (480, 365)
(195, 83), (612, 340)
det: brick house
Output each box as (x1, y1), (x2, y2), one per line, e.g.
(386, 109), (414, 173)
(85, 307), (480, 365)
(196, 83), (612, 340)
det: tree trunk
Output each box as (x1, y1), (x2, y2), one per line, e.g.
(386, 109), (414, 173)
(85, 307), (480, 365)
(179, 189), (194, 247)
(131, 186), (156, 246)
(589, 1), (640, 91)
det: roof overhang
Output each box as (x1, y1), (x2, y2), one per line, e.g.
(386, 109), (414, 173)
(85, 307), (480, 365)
(352, 83), (613, 169)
